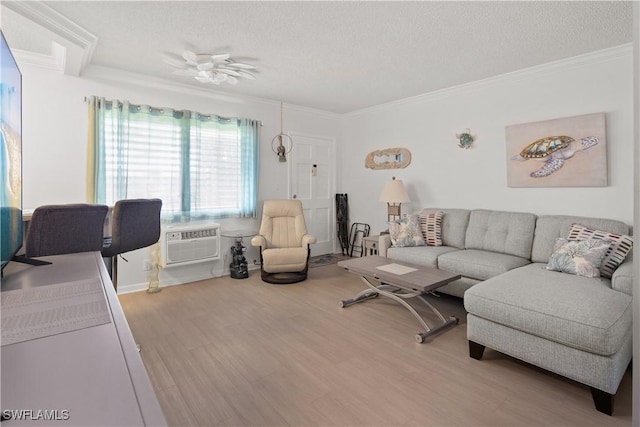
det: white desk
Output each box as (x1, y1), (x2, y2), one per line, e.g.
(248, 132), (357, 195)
(1, 252), (166, 426)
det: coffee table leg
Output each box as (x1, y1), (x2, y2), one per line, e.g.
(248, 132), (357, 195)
(341, 276), (458, 343)
(340, 288), (378, 308)
(418, 294), (449, 323)
(415, 317), (458, 343)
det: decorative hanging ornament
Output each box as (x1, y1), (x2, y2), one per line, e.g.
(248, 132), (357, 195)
(456, 128), (474, 149)
(272, 102), (293, 162)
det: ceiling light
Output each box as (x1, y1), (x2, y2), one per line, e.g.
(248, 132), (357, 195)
(165, 50), (256, 85)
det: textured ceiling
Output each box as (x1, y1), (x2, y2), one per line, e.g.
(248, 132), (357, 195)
(3, 1), (633, 114)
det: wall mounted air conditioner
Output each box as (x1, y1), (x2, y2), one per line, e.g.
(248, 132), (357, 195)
(159, 222), (221, 268)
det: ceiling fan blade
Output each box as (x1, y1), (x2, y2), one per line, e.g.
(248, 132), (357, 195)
(217, 68), (242, 77)
(226, 62), (256, 70)
(195, 75), (212, 83)
(163, 55), (188, 69)
(236, 71), (256, 80)
(172, 69), (198, 76)
(182, 50), (198, 65)
(211, 53), (231, 62)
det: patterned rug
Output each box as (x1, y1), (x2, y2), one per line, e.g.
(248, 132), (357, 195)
(308, 253), (353, 268)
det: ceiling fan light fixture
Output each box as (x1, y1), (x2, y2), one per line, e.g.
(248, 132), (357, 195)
(167, 49), (257, 86)
(196, 62), (214, 71)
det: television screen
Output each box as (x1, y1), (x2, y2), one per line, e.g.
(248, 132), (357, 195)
(0, 30), (22, 270)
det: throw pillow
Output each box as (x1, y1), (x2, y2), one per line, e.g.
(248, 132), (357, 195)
(419, 211), (443, 246)
(547, 238), (612, 278)
(568, 223), (633, 279)
(388, 215), (426, 248)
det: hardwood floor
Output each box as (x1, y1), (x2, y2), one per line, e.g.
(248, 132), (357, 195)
(119, 264), (632, 426)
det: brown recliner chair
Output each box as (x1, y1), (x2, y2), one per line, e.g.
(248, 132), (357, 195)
(251, 200), (316, 284)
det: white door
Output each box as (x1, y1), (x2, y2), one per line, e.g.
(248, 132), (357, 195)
(288, 132), (335, 256)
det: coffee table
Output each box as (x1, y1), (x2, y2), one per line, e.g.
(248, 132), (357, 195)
(337, 256), (461, 343)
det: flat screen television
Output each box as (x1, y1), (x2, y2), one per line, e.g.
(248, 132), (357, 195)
(0, 30), (23, 271)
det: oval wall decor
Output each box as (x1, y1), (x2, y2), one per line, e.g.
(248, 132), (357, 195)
(365, 147), (412, 170)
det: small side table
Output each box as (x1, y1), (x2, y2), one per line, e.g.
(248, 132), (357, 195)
(222, 230), (257, 279)
(362, 235), (380, 257)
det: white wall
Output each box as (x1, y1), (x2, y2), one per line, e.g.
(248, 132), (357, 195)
(340, 46), (634, 233)
(18, 64), (341, 292)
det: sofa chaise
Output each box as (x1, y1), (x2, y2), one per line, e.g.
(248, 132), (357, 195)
(379, 208), (633, 415)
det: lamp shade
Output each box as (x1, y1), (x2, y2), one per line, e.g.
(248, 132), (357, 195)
(379, 177), (410, 203)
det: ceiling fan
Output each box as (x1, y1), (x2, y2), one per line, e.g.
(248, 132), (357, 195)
(165, 50), (256, 85)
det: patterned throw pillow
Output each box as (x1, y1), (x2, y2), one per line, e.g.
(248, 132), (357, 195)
(568, 223), (633, 279)
(419, 211), (443, 246)
(388, 215), (425, 248)
(547, 238), (612, 278)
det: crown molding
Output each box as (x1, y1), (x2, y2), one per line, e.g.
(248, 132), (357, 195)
(12, 42), (66, 73)
(345, 43), (633, 118)
(3, 0), (97, 76)
(82, 64), (341, 119)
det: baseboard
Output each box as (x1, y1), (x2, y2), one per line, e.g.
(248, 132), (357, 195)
(116, 264), (260, 294)
(116, 282), (150, 294)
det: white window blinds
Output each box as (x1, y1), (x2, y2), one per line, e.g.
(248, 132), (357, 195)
(89, 98), (259, 220)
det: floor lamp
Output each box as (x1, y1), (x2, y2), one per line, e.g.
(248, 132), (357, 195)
(379, 176), (410, 223)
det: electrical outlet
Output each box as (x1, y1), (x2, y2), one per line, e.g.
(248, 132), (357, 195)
(143, 260), (152, 271)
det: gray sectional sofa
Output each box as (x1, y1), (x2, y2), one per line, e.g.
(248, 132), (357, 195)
(379, 208), (633, 415)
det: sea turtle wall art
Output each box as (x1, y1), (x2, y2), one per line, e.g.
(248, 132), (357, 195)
(506, 113), (607, 188)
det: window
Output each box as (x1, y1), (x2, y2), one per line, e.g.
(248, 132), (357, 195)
(88, 98), (259, 220)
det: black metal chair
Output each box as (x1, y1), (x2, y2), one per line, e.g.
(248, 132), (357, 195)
(25, 204), (109, 258)
(101, 198), (162, 290)
(349, 222), (370, 257)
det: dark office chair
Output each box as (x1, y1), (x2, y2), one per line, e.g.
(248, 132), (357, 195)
(25, 204), (109, 258)
(101, 198), (162, 290)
